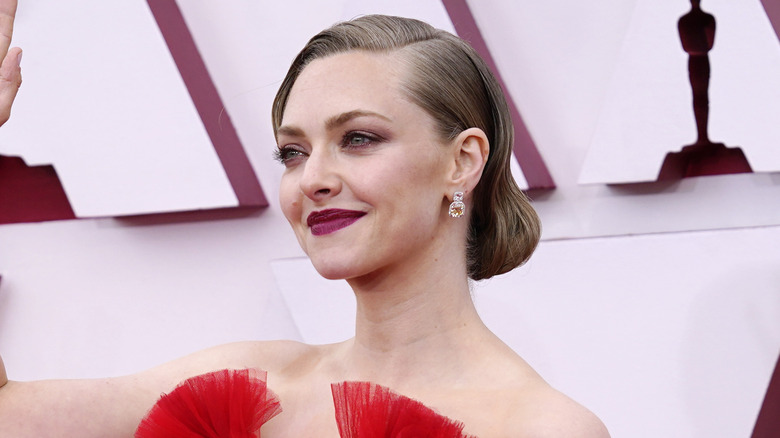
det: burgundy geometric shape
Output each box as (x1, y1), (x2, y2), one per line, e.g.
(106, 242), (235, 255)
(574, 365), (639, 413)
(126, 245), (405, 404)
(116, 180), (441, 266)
(146, 0), (267, 207)
(657, 143), (753, 180)
(752, 353), (780, 438)
(761, 0), (780, 42)
(0, 155), (76, 225)
(442, 0), (555, 189)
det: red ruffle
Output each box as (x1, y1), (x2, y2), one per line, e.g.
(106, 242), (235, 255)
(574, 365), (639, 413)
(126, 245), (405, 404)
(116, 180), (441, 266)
(135, 369), (281, 438)
(332, 381), (477, 438)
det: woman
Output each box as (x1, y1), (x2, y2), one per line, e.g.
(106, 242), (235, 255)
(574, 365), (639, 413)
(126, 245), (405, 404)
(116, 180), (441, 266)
(0, 5), (609, 437)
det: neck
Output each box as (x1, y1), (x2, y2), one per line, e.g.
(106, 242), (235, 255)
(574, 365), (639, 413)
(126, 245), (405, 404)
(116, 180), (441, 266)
(339, 250), (494, 387)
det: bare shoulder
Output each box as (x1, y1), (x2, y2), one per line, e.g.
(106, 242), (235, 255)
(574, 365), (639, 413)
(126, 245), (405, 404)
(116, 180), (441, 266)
(136, 339), (317, 392)
(501, 383), (610, 438)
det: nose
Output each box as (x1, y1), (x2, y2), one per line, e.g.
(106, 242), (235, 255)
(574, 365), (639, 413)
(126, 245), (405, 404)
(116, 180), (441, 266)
(299, 147), (342, 201)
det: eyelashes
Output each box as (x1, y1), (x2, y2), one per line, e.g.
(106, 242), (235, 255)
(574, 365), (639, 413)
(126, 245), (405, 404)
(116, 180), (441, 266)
(273, 146), (303, 164)
(274, 130), (386, 165)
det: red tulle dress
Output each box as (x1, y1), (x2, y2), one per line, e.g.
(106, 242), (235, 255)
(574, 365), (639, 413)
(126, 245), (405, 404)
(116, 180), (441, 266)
(135, 369), (477, 438)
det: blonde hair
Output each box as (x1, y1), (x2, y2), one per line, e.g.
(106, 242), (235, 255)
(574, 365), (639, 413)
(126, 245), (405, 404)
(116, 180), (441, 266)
(272, 15), (540, 280)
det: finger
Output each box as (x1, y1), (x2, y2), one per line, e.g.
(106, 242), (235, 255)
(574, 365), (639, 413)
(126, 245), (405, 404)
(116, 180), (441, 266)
(0, 46), (21, 125)
(0, 0), (18, 58)
(0, 354), (8, 387)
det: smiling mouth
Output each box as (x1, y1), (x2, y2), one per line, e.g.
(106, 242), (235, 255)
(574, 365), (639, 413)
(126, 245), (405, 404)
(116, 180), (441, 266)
(306, 209), (366, 236)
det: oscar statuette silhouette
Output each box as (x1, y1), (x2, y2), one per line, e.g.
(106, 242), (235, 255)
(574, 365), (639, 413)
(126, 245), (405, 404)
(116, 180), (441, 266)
(658, 0), (752, 179)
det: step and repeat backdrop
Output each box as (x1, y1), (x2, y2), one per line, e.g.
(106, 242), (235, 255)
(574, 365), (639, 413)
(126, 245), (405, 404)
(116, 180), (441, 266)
(0, 1), (778, 437)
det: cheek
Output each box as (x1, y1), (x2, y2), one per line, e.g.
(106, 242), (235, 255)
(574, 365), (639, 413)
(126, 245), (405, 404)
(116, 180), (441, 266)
(278, 179), (308, 251)
(278, 175), (301, 224)
(372, 169), (442, 221)
(363, 152), (447, 210)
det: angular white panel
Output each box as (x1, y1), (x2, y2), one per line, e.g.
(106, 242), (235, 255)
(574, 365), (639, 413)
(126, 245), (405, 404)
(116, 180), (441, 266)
(0, 1), (238, 217)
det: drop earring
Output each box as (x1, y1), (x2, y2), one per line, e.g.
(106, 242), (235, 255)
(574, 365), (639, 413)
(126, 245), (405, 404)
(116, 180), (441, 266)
(448, 192), (465, 218)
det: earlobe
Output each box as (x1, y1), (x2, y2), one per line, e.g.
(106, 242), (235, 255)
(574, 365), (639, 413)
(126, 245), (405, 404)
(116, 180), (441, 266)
(450, 127), (489, 192)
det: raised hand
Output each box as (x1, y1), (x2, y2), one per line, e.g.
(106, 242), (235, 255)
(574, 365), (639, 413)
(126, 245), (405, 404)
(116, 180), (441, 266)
(0, 0), (21, 126)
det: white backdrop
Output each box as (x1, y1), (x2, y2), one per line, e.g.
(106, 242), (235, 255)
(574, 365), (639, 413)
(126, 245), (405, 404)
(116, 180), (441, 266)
(1, 1), (779, 437)
(0, 1), (242, 216)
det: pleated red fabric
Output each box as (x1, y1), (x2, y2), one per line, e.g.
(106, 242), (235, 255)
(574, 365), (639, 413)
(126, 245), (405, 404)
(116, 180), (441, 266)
(331, 381), (477, 438)
(135, 369), (281, 438)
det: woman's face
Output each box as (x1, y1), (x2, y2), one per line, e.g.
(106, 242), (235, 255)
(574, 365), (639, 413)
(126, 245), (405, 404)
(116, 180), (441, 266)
(276, 51), (454, 281)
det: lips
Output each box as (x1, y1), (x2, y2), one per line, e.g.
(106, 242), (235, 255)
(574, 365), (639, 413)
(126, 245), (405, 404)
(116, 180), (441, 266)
(306, 209), (366, 236)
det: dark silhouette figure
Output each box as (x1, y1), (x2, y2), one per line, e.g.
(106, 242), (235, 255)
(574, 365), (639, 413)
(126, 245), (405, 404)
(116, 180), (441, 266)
(678, 0), (715, 145)
(657, 0), (752, 180)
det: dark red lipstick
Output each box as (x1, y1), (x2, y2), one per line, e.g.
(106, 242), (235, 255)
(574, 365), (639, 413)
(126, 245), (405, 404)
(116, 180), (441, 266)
(307, 209), (366, 236)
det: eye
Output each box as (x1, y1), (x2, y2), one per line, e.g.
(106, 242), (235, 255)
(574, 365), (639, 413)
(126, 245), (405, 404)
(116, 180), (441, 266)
(274, 145), (306, 166)
(341, 131), (381, 149)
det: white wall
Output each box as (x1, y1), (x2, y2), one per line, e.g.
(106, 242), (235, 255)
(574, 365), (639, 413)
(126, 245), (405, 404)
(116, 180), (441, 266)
(1, 1), (778, 437)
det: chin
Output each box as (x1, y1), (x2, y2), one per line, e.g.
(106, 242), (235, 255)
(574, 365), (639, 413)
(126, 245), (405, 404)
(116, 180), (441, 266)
(317, 271), (349, 281)
(309, 258), (367, 281)
(311, 264), (354, 281)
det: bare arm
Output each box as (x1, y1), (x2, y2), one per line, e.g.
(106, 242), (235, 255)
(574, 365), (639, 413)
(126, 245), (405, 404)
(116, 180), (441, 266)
(0, 341), (296, 437)
(0, 375), (157, 437)
(0, 353), (164, 437)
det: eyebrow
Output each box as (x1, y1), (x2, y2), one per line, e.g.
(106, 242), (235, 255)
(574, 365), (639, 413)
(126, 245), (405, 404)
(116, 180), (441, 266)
(276, 125), (304, 138)
(276, 110), (391, 138)
(325, 110), (392, 130)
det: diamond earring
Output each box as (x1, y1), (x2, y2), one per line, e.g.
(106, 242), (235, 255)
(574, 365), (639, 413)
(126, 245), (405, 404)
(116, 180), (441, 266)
(448, 192), (465, 218)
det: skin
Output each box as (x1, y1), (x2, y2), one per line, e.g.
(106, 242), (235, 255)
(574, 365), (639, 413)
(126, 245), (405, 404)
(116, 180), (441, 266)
(0, 0), (22, 126)
(0, 0), (18, 395)
(0, 2), (610, 436)
(263, 51), (609, 437)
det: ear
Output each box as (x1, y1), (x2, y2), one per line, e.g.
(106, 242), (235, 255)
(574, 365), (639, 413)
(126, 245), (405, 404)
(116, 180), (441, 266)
(448, 127), (489, 195)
